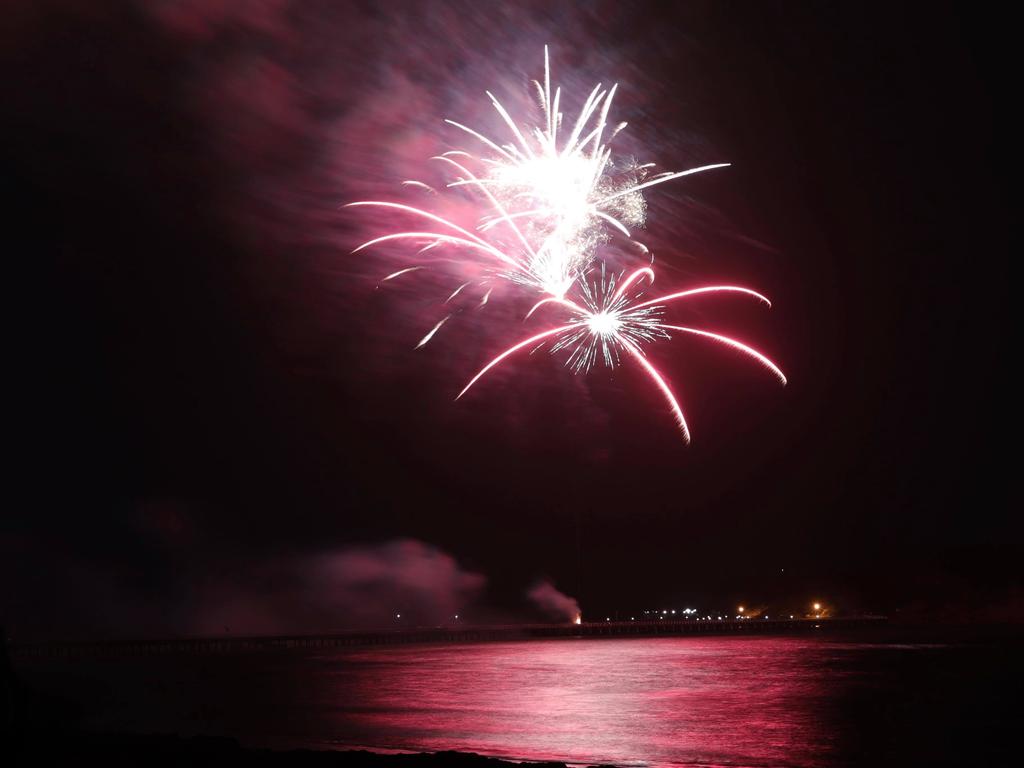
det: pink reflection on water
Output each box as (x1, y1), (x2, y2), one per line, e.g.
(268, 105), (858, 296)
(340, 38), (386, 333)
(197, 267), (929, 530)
(315, 637), (844, 767)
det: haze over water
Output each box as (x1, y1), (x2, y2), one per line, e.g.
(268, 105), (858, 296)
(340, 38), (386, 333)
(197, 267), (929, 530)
(19, 632), (1018, 767)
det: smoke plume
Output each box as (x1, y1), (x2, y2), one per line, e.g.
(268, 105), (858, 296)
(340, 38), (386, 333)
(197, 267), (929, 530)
(191, 539), (485, 635)
(527, 580), (580, 623)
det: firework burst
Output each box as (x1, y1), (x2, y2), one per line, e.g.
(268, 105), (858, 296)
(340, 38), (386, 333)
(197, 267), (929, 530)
(547, 265), (668, 374)
(456, 267), (786, 443)
(348, 47), (785, 443)
(349, 46), (727, 301)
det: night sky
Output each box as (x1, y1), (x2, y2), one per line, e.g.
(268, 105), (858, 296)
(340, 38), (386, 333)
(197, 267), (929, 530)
(3, 1), (1014, 640)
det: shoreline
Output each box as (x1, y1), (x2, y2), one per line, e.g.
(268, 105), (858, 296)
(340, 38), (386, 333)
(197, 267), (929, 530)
(29, 732), (608, 768)
(10, 616), (889, 659)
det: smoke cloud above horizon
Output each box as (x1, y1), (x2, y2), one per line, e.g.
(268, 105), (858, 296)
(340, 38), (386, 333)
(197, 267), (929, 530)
(527, 580), (580, 623)
(191, 538), (486, 635)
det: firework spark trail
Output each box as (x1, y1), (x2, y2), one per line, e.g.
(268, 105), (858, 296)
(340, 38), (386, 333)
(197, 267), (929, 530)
(416, 315), (452, 349)
(381, 266), (422, 282)
(658, 326), (787, 385)
(455, 324), (577, 400)
(455, 267), (786, 443)
(620, 339), (691, 443)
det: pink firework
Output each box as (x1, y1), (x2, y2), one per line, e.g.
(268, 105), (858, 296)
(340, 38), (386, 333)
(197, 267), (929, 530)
(348, 47), (786, 443)
(457, 267), (786, 444)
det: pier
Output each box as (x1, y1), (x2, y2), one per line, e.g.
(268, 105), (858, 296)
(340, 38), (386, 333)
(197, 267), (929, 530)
(11, 616), (887, 659)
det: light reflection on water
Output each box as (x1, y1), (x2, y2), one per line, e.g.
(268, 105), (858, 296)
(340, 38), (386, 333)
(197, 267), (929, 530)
(309, 637), (847, 767)
(22, 632), (1012, 768)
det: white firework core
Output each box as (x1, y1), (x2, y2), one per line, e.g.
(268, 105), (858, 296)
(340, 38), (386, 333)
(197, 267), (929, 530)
(586, 312), (620, 336)
(353, 47), (728, 303)
(551, 265), (668, 373)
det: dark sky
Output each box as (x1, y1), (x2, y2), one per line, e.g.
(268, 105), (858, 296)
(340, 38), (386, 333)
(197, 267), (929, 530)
(3, 1), (1014, 639)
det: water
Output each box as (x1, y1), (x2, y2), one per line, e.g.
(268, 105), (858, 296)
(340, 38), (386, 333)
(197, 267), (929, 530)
(17, 631), (1020, 766)
(324, 637), (837, 765)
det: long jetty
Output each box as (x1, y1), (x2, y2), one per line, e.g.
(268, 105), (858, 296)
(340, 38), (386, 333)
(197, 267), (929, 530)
(11, 616), (886, 659)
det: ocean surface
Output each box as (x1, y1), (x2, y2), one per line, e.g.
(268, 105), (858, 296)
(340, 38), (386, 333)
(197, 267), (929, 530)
(16, 629), (1021, 767)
